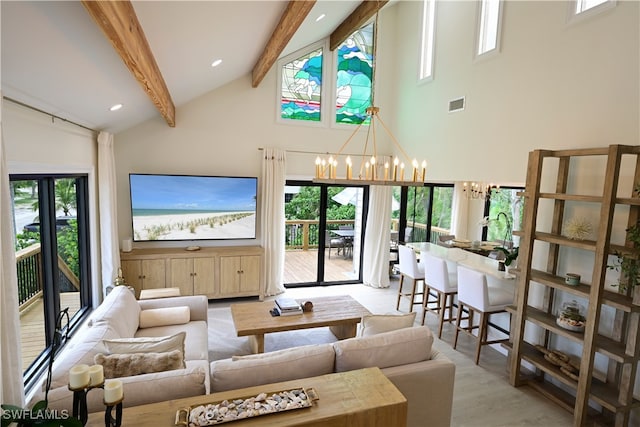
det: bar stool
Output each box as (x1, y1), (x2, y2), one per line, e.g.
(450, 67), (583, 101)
(396, 245), (425, 312)
(421, 253), (458, 338)
(454, 265), (514, 365)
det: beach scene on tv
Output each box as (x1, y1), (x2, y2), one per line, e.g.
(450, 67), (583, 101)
(130, 174), (257, 241)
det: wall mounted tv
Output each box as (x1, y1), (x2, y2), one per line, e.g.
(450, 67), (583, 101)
(129, 174), (257, 242)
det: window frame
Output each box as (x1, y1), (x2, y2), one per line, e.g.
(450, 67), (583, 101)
(474, 0), (504, 60)
(397, 183), (454, 244)
(419, 0), (437, 83)
(568, 0), (616, 24)
(481, 185), (525, 243)
(11, 173), (93, 391)
(276, 39), (329, 128)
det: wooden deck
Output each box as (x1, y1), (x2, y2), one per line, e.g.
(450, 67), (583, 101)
(19, 292), (80, 372)
(284, 249), (358, 284)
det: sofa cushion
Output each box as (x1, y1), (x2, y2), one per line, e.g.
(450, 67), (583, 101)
(135, 321), (208, 361)
(210, 344), (335, 392)
(103, 332), (186, 366)
(49, 322), (119, 390)
(359, 313), (416, 337)
(139, 306), (190, 329)
(333, 326), (433, 372)
(95, 349), (183, 378)
(89, 286), (140, 337)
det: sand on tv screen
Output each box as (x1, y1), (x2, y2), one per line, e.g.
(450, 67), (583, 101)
(129, 174), (257, 242)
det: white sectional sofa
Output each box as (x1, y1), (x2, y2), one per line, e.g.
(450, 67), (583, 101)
(210, 325), (456, 427)
(36, 286), (210, 413)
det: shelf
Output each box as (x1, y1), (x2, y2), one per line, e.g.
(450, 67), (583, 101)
(538, 193), (602, 203)
(523, 306), (630, 363)
(510, 342), (640, 412)
(528, 269), (639, 312)
(616, 197), (640, 206)
(533, 232), (597, 251)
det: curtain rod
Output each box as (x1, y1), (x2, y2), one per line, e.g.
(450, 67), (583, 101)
(257, 147), (391, 158)
(2, 96), (98, 133)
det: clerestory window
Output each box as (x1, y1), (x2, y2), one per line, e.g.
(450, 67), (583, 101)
(419, 0), (437, 81)
(476, 0), (503, 58)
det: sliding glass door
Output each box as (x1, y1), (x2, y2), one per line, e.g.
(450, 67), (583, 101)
(11, 175), (92, 389)
(284, 181), (367, 286)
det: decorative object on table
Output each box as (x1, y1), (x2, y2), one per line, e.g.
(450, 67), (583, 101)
(175, 387), (319, 426)
(1, 308), (82, 427)
(565, 273), (581, 286)
(556, 300), (586, 332)
(563, 216), (593, 240)
(464, 183), (499, 200)
(113, 268), (126, 287)
(302, 301), (314, 312)
(494, 246), (519, 270)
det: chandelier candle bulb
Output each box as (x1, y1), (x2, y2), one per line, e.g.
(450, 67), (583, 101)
(346, 157), (352, 180)
(412, 159), (419, 182)
(393, 157), (399, 181)
(421, 160), (427, 181)
(69, 364), (90, 389)
(315, 157), (321, 179)
(384, 161), (389, 180)
(321, 159), (326, 179)
(400, 163), (405, 181)
(371, 156), (376, 180)
(328, 157), (334, 180)
(104, 379), (124, 405)
(88, 364), (104, 386)
(365, 162), (371, 180)
(332, 159), (338, 179)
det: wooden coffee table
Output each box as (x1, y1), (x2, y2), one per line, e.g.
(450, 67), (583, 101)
(230, 295), (371, 353)
(87, 367), (407, 426)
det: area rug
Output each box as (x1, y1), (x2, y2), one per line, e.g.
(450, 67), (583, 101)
(207, 306), (338, 361)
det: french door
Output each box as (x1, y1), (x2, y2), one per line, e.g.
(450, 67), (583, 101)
(283, 181), (368, 286)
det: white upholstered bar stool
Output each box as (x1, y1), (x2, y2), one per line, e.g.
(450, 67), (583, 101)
(454, 265), (515, 365)
(421, 252), (458, 338)
(396, 245), (426, 312)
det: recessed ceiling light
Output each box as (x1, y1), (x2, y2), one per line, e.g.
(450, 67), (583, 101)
(109, 104), (123, 112)
(211, 59), (223, 68)
(315, 14), (326, 22)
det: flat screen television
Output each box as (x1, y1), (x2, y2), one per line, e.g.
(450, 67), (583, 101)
(129, 174), (257, 242)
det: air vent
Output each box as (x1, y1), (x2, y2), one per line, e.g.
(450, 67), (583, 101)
(448, 97), (465, 113)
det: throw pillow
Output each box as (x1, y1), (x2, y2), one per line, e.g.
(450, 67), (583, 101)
(102, 332), (186, 368)
(334, 326), (434, 372)
(95, 349), (183, 379)
(359, 312), (417, 337)
(138, 306), (190, 329)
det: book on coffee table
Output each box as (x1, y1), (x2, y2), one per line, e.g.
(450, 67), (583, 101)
(274, 305), (303, 316)
(275, 297), (301, 311)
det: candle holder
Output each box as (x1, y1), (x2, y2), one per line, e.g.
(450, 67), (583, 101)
(68, 380), (104, 426)
(104, 396), (124, 427)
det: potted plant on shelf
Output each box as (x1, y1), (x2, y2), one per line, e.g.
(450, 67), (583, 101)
(607, 184), (640, 293)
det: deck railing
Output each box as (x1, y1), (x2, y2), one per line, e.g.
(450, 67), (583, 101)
(285, 219), (450, 250)
(16, 243), (80, 311)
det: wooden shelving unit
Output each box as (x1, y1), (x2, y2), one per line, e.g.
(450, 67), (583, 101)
(508, 145), (640, 426)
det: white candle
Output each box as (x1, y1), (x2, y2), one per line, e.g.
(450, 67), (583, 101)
(315, 157), (321, 178)
(69, 364), (90, 389)
(104, 379), (124, 405)
(88, 364), (104, 386)
(346, 157), (352, 180)
(384, 162), (389, 180)
(421, 160), (427, 181)
(365, 162), (370, 180)
(400, 163), (405, 181)
(393, 157), (399, 181)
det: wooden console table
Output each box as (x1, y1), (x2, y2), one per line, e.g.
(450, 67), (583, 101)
(87, 367), (407, 426)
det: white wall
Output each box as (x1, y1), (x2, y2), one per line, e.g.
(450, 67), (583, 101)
(3, 100), (102, 303)
(393, 0), (639, 184)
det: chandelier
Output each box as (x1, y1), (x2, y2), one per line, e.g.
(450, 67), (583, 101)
(463, 182), (499, 199)
(312, 107), (427, 187)
(312, 9), (426, 187)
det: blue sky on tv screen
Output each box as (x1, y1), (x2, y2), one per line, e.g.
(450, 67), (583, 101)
(130, 175), (257, 211)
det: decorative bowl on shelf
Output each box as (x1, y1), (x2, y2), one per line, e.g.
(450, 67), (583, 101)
(556, 300), (586, 332)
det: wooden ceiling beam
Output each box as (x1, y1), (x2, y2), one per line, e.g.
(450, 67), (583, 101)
(330, 0), (388, 51)
(251, 0), (316, 88)
(81, 0), (176, 127)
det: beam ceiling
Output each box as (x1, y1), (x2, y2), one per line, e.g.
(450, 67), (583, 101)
(330, 0), (389, 51)
(81, 0), (176, 127)
(251, 0), (316, 88)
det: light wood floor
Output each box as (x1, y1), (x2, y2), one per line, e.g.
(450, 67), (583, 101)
(214, 277), (577, 427)
(283, 249), (357, 284)
(19, 292), (80, 372)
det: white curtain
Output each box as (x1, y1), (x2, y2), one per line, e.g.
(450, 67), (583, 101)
(0, 97), (25, 405)
(260, 148), (286, 296)
(450, 182), (469, 240)
(362, 185), (392, 288)
(98, 132), (120, 297)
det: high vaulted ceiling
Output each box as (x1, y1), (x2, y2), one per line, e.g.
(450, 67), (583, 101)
(1, 0), (390, 134)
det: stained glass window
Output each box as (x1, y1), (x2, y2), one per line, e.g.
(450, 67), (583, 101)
(335, 22), (374, 125)
(280, 47), (323, 122)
